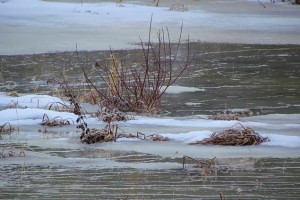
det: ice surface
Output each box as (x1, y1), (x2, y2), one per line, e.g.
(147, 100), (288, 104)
(0, 93), (299, 149)
(1, 0), (300, 54)
(161, 86), (205, 94)
(0, 93), (66, 108)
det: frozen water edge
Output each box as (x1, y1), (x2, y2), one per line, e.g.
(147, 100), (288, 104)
(0, 93), (299, 167)
(0, 0), (300, 55)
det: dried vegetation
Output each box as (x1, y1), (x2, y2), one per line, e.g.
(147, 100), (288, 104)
(83, 20), (192, 114)
(190, 123), (269, 146)
(79, 122), (170, 144)
(40, 114), (72, 127)
(209, 110), (256, 121)
(0, 122), (14, 135)
(0, 144), (25, 159)
(182, 156), (217, 177)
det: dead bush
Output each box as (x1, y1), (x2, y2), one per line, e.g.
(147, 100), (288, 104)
(83, 20), (192, 114)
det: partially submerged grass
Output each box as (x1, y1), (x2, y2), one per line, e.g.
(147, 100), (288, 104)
(80, 124), (170, 144)
(190, 123), (269, 146)
(209, 110), (255, 121)
(40, 114), (72, 127)
(0, 144), (25, 159)
(95, 107), (133, 122)
(182, 156), (217, 177)
(0, 122), (14, 135)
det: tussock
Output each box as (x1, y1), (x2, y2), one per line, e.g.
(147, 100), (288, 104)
(190, 124), (269, 146)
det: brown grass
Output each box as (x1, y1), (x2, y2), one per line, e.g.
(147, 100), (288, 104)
(40, 114), (72, 127)
(190, 123), (269, 146)
(0, 122), (14, 135)
(182, 156), (217, 177)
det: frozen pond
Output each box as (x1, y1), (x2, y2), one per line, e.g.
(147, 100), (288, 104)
(1, 42), (299, 115)
(1, 42), (300, 199)
(1, 0), (300, 199)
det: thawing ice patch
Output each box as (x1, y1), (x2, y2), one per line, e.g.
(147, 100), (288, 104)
(261, 134), (300, 148)
(0, 93), (66, 108)
(161, 130), (212, 143)
(161, 86), (205, 94)
(185, 102), (203, 106)
(0, 108), (78, 125)
(129, 116), (246, 128)
(0, 93), (97, 125)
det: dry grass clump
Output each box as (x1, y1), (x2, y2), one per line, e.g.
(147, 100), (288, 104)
(81, 127), (116, 144)
(170, 2), (188, 12)
(46, 102), (73, 113)
(183, 156), (217, 177)
(100, 96), (132, 113)
(209, 113), (240, 121)
(7, 91), (19, 97)
(40, 114), (72, 127)
(0, 144), (25, 159)
(209, 110), (255, 121)
(80, 126), (170, 144)
(79, 89), (101, 104)
(191, 124), (269, 146)
(148, 134), (170, 141)
(0, 122), (14, 135)
(79, 117), (170, 144)
(96, 107), (133, 123)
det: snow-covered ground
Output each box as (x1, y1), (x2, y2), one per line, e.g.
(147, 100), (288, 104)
(0, 0), (300, 55)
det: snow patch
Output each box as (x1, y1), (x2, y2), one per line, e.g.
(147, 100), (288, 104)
(161, 86), (205, 94)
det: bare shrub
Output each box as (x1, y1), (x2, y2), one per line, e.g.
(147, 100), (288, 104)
(83, 21), (192, 114)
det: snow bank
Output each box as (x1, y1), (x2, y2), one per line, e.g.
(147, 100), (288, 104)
(0, 108), (78, 125)
(0, 93), (66, 108)
(0, 93), (95, 125)
(128, 116), (240, 128)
